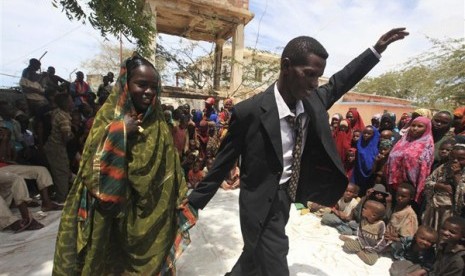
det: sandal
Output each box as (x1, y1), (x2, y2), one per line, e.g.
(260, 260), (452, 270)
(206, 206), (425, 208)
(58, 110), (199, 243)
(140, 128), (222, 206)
(26, 219), (44, 231)
(6, 218), (33, 233)
(41, 202), (64, 212)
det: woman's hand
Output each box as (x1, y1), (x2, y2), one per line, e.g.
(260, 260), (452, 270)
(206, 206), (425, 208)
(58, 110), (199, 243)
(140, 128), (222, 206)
(124, 114), (140, 137)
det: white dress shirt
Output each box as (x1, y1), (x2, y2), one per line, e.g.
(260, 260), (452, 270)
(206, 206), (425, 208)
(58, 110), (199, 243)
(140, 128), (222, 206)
(274, 83), (309, 185)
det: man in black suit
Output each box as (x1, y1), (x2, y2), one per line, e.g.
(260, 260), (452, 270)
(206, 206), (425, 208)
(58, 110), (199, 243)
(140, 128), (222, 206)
(182, 28), (409, 275)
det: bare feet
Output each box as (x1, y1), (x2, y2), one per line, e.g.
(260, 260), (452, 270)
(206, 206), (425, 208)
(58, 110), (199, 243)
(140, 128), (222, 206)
(339, 235), (353, 242)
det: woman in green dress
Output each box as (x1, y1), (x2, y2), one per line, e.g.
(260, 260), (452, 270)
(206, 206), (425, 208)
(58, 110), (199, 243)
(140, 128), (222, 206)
(53, 54), (195, 275)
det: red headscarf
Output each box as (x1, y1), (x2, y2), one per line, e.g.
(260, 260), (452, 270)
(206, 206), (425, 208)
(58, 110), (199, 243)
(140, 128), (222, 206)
(334, 119), (352, 162)
(385, 116), (434, 203)
(453, 106), (465, 134)
(347, 109), (365, 131)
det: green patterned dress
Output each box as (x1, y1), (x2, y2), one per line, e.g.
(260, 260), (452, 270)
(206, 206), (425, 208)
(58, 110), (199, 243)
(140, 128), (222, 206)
(53, 57), (195, 275)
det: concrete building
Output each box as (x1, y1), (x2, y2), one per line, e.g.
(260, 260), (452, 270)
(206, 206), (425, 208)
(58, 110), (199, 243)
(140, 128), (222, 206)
(175, 46), (415, 123)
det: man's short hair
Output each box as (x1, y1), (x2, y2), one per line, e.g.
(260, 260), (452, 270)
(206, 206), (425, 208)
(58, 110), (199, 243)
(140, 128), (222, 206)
(281, 36), (328, 66)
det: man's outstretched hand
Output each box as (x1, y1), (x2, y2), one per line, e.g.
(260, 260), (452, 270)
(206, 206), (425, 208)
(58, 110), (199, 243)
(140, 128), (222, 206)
(374, 27), (409, 54)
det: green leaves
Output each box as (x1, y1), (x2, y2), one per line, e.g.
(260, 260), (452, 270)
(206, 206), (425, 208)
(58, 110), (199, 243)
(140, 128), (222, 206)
(51, 0), (156, 56)
(356, 37), (465, 109)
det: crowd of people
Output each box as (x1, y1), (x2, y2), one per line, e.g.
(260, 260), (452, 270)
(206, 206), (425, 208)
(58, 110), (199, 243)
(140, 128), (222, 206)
(311, 107), (465, 275)
(1, 27), (465, 275)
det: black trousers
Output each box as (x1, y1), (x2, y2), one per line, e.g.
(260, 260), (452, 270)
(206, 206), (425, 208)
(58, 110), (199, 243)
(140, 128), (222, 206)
(230, 188), (291, 276)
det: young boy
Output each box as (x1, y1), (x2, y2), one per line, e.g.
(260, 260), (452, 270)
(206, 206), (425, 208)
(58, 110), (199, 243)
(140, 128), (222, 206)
(409, 216), (465, 276)
(340, 200), (388, 265)
(385, 183), (418, 243)
(389, 225), (437, 276)
(321, 183), (360, 232)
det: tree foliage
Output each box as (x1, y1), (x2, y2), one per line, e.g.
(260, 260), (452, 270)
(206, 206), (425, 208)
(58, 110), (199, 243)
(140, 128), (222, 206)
(52, 0), (155, 56)
(355, 38), (464, 109)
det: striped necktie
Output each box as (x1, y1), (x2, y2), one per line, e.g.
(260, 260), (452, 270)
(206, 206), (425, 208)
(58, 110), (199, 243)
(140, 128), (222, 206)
(287, 114), (303, 202)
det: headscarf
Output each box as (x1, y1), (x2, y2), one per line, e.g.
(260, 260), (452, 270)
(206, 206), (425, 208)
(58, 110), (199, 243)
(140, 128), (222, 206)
(334, 119), (353, 162)
(397, 112), (411, 130)
(380, 112), (398, 132)
(453, 106), (465, 134)
(379, 139), (393, 150)
(353, 126), (380, 195)
(192, 109), (203, 127)
(347, 109), (365, 131)
(332, 113), (343, 121)
(345, 147), (357, 179)
(54, 54), (196, 275)
(385, 116), (434, 203)
(413, 108), (432, 119)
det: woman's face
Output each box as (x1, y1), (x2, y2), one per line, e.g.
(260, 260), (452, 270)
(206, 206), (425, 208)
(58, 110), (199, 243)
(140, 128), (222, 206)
(409, 121), (427, 139)
(346, 111), (354, 124)
(128, 65), (158, 113)
(362, 127), (374, 141)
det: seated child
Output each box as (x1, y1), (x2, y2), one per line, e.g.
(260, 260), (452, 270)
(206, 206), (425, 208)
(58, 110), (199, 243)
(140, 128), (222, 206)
(203, 157), (215, 175)
(342, 184), (390, 235)
(340, 200), (388, 265)
(187, 159), (204, 189)
(182, 152), (197, 178)
(321, 183), (360, 232)
(221, 159), (240, 190)
(389, 225), (437, 276)
(408, 216), (465, 276)
(385, 183), (418, 243)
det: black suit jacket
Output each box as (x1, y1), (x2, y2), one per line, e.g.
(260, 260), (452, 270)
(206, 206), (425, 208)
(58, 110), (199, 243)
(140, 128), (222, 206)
(188, 48), (379, 248)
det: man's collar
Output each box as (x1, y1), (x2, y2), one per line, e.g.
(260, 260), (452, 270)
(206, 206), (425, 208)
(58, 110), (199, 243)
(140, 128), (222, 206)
(274, 83), (304, 119)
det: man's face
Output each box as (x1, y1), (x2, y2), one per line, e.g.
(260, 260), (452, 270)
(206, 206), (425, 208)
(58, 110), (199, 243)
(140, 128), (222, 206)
(432, 113), (452, 132)
(76, 72), (84, 81)
(284, 53), (326, 102)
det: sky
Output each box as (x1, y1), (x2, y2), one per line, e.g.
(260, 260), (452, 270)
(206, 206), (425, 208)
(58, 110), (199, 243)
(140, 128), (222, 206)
(0, 0), (464, 88)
